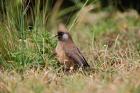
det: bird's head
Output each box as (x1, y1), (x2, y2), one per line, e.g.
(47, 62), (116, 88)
(56, 23), (72, 42)
(57, 31), (69, 41)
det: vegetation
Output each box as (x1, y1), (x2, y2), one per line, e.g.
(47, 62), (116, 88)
(0, 0), (140, 93)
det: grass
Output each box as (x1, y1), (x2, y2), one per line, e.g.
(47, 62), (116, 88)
(0, 0), (140, 93)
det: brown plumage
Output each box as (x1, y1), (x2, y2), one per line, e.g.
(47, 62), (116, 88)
(55, 23), (90, 70)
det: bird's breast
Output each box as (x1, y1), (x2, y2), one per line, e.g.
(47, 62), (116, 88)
(55, 43), (67, 64)
(55, 42), (75, 69)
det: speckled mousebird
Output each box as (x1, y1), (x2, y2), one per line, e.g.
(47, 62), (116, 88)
(55, 23), (90, 71)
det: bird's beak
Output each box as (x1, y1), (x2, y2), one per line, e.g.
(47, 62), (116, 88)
(54, 34), (58, 37)
(51, 34), (58, 39)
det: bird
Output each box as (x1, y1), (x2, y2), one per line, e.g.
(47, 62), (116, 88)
(55, 23), (90, 71)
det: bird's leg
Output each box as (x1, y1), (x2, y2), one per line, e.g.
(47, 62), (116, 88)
(63, 60), (69, 72)
(64, 60), (67, 69)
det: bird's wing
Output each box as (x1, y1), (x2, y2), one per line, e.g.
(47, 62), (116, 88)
(64, 46), (89, 68)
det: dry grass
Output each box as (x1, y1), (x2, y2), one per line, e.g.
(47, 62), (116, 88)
(0, 57), (140, 93)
